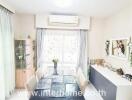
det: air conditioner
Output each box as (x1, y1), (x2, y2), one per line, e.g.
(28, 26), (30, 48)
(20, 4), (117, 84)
(48, 15), (79, 26)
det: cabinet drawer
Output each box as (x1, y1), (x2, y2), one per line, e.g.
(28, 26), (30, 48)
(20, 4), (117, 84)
(89, 66), (117, 100)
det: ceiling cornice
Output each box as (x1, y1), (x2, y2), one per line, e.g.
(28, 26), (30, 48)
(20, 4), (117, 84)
(0, 0), (15, 13)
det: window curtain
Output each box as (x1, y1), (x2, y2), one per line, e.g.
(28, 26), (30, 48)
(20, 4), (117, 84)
(78, 30), (89, 79)
(0, 6), (15, 99)
(43, 29), (80, 68)
(37, 28), (46, 68)
(37, 29), (80, 68)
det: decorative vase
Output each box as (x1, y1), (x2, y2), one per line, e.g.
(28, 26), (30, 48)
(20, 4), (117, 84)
(53, 62), (58, 75)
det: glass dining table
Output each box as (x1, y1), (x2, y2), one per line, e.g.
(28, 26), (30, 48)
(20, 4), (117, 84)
(29, 74), (85, 100)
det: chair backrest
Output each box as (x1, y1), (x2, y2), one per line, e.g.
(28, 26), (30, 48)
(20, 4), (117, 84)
(77, 67), (88, 93)
(36, 68), (43, 80)
(26, 75), (37, 92)
(36, 66), (48, 81)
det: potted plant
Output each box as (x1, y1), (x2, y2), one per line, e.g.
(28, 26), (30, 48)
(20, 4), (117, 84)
(52, 59), (58, 75)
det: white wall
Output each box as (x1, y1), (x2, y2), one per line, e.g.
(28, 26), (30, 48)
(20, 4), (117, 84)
(12, 13), (105, 60)
(12, 14), (36, 39)
(103, 3), (132, 74)
(11, 9), (131, 74)
(12, 14), (104, 60)
(88, 18), (104, 59)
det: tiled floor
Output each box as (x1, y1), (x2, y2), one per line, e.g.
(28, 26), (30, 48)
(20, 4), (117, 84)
(7, 83), (103, 100)
(84, 83), (103, 100)
(6, 89), (29, 100)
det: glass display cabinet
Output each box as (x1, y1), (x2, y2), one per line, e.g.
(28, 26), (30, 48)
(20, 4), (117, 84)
(15, 38), (35, 89)
(15, 40), (26, 69)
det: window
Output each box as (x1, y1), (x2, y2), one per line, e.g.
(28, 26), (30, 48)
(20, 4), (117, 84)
(41, 29), (80, 67)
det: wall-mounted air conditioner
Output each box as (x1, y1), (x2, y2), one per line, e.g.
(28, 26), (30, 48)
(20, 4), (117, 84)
(48, 15), (79, 26)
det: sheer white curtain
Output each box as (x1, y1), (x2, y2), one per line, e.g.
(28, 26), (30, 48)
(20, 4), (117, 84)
(37, 29), (80, 68)
(78, 30), (89, 79)
(0, 18), (5, 100)
(37, 28), (46, 68)
(0, 6), (15, 99)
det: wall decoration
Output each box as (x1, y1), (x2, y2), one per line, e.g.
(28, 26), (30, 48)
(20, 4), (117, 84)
(111, 38), (128, 58)
(128, 37), (132, 66)
(105, 40), (110, 56)
(130, 53), (132, 66)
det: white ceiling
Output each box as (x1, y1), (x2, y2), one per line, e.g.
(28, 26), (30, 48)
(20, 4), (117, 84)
(7, 0), (131, 17)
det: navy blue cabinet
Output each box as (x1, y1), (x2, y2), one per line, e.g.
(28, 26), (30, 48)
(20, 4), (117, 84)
(89, 66), (117, 100)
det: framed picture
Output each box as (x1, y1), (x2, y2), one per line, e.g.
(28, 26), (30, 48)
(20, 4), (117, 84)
(110, 38), (129, 58)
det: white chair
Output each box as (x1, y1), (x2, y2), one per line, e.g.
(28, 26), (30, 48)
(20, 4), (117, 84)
(36, 68), (43, 81)
(76, 67), (89, 93)
(25, 75), (37, 98)
(36, 66), (48, 81)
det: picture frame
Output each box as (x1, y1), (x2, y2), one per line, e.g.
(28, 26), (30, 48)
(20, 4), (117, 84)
(109, 38), (129, 59)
